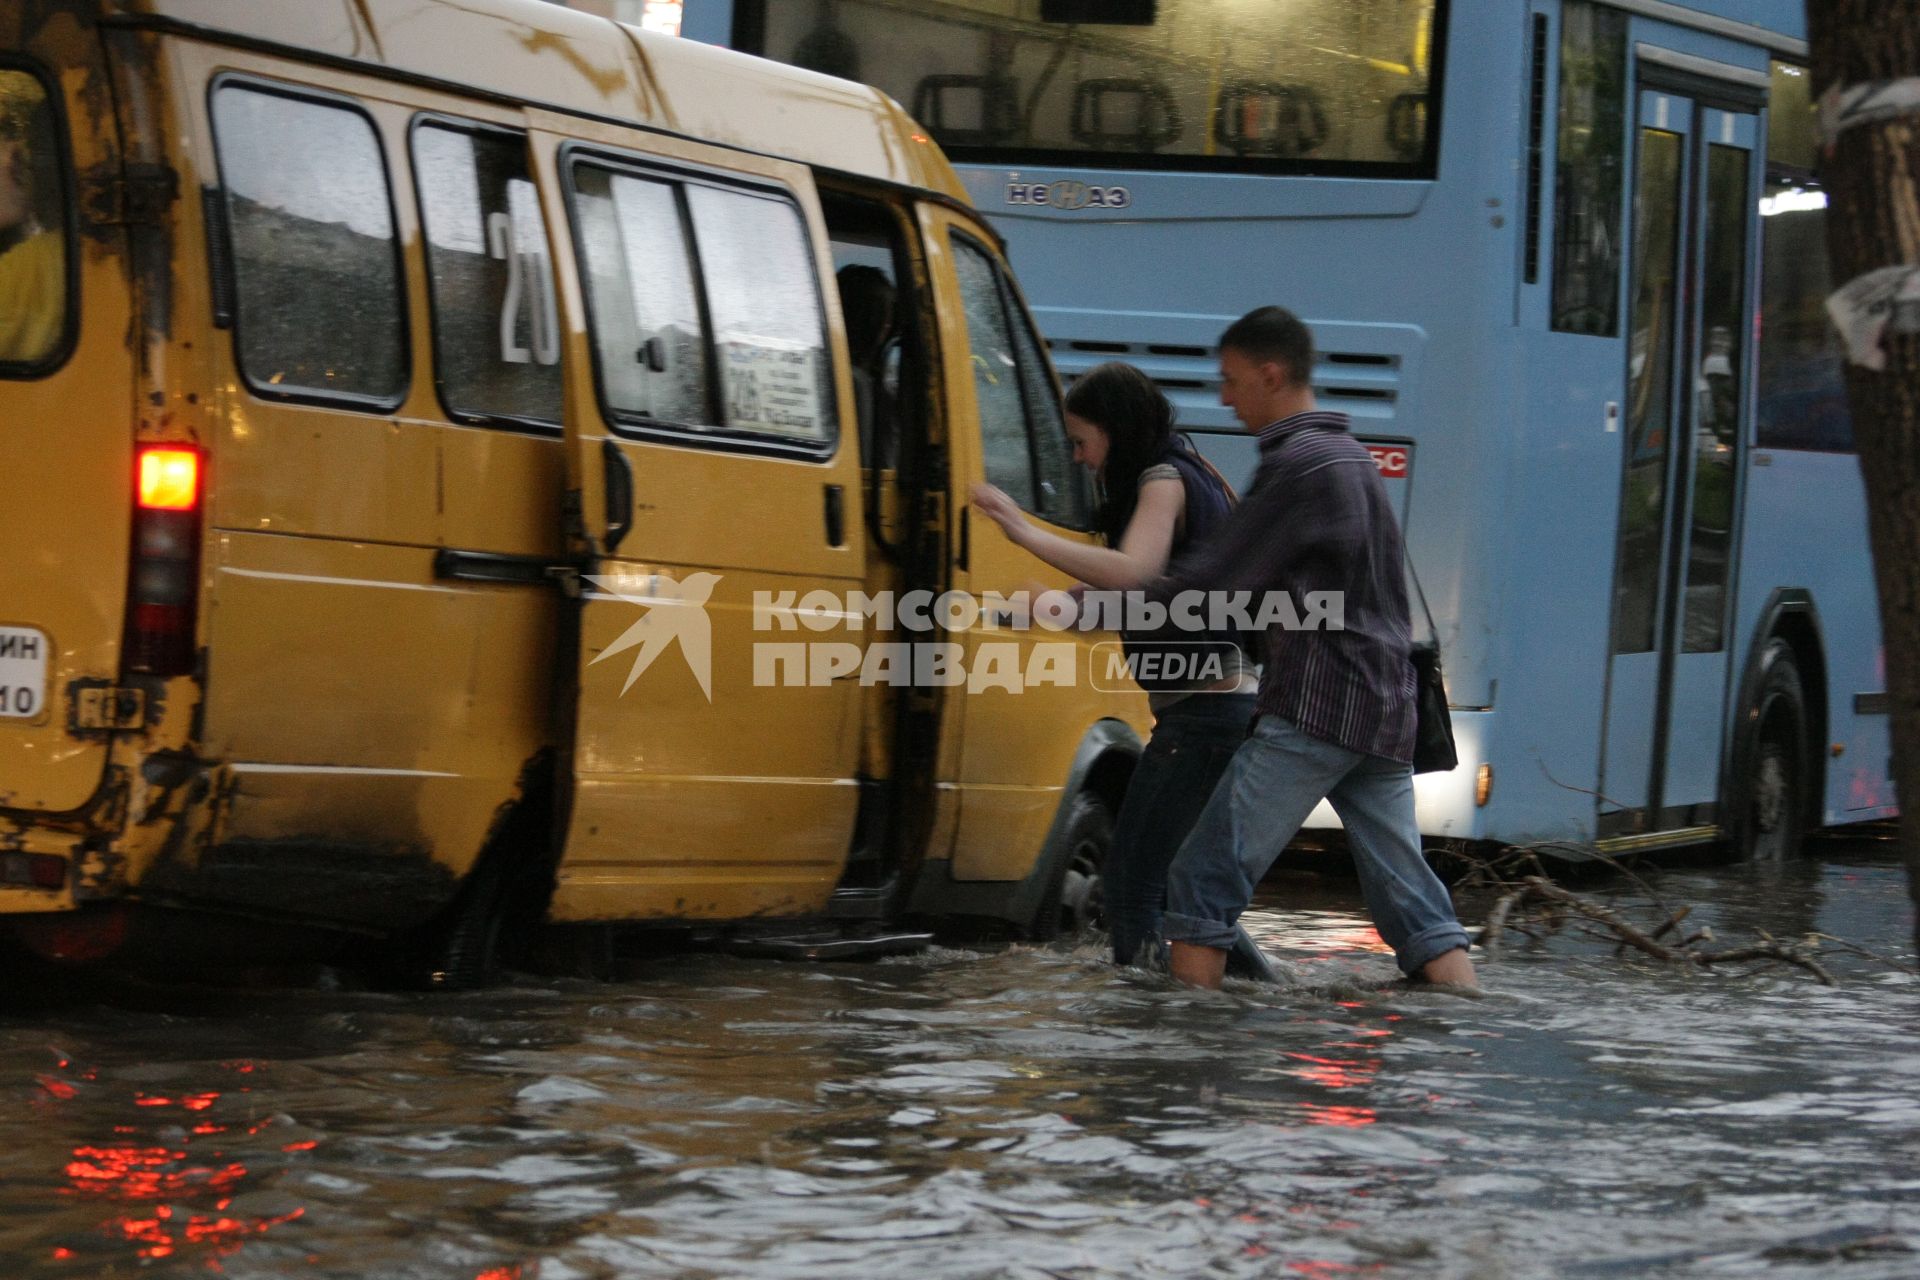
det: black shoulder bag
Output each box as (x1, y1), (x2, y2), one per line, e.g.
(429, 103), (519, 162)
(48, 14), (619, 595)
(1405, 556), (1459, 774)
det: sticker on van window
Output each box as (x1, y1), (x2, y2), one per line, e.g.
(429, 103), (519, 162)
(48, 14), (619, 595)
(0, 626), (48, 719)
(719, 336), (824, 438)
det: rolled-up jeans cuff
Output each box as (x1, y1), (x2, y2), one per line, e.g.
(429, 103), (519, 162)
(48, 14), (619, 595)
(1160, 910), (1240, 951)
(1396, 922), (1472, 976)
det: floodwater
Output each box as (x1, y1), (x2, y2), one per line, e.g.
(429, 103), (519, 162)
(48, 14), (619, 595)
(3, 840), (1917, 1279)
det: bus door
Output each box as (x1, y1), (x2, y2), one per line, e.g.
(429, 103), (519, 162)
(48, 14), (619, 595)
(1600, 85), (1758, 836)
(527, 112), (870, 922)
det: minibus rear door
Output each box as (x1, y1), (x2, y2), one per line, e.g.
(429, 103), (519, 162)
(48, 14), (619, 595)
(0, 20), (135, 815)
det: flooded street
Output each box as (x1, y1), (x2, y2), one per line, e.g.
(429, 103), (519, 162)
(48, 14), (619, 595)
(3, 842), (1917, 1279)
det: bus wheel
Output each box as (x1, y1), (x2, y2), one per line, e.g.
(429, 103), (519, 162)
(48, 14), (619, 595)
(1738, 639), (1807, 863)
(1029, 792), (1112, 942)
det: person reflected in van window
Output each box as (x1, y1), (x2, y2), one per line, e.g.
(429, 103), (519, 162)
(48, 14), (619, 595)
(971, 362), (1259, 967)
(0, 111), (63, 365)
(837, 264), (896, 466)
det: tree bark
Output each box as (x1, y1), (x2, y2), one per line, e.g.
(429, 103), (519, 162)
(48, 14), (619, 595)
(1809, 3), (1920, 953)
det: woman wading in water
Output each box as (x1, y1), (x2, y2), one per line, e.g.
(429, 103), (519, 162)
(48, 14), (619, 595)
(972, 362), (1260, 968)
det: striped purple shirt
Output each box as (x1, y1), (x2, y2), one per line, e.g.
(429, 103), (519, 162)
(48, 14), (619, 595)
(1143, 410), (1416, 762)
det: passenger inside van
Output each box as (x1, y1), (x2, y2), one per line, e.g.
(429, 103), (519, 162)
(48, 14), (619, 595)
(837, 263), (897, 468)
(0, 80), (62, 365)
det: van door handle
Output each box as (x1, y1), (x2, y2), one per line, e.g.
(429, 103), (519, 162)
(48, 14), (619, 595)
(824, 484), (845, 547)
(434, 548), (577, 588)
(602, 438), (634, 556)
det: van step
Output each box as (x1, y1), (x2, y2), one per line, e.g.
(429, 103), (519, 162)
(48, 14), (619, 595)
(718, 929), (932, 962)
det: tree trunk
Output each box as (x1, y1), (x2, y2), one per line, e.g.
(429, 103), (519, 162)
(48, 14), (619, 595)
(1808, 4), (1920, 953)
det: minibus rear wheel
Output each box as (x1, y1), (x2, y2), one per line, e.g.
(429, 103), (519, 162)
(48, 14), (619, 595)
(389, 853), (513, 990)
(1028, 792), (1112, 942)
(1736, 638), (1808, 863)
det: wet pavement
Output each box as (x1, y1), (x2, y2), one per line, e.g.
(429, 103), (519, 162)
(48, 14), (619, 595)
(3, 839), (1917, 1279)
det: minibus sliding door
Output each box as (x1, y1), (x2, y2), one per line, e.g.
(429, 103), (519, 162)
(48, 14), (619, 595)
(527, 111), (869, 924)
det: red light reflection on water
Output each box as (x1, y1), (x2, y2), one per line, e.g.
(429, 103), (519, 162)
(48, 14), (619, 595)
(134, 1091), (220, 1111)
(1285, 1052), (1377, 1091)
(1281, 1011), (1391, 1126)
(1296, 1103), (1376, 1128)
(65, 1144), (248, 1201)
(57, 1081), (306, 1265)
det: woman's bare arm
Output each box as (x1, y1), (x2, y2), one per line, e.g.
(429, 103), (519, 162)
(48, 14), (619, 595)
(970, 476), (1182, 589)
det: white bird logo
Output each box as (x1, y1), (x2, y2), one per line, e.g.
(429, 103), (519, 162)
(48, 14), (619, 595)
(584, 571), (721, 701)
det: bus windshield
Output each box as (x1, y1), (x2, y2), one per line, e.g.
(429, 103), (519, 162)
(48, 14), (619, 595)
(740, 0), (1445, 177)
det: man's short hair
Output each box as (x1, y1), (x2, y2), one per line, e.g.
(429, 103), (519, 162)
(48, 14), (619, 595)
(1219, 306), (1314, 388)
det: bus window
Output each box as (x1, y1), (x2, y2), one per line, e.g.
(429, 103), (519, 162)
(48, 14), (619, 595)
(1757, 61), (1853, 453)
(739, 0), (1443, 175)
(570, 164), (711, 429)
(951, 235), (1090, 528)
(1682, 143), (1750, 653)
(210, 84), (408, 406)
(1550, 0), (1628, 337)
(413, 121), (563, 427)
(1613, 125), (1683, 656)
(0, 67), (67, 372)
(685, 183), (835, 443)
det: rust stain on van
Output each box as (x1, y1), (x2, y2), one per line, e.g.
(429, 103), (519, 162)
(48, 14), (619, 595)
(516, 29), (632, 99)
(102, 29), (178, 349)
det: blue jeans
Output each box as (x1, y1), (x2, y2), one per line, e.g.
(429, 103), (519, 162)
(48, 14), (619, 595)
(1105, 692), (1258, 965)
(1163, 715), (1471, 976)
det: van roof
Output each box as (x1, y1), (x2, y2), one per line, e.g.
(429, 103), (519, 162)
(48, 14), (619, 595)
(109, 0), (970, 200)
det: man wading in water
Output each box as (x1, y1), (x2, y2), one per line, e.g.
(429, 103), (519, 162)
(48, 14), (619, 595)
(1139, 306), (1477, 990)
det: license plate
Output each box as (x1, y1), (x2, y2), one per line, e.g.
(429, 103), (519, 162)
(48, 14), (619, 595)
(0, 626), (49, 719)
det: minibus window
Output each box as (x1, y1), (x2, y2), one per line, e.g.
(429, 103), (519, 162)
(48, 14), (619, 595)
(951, 238), (1037, 511)
(413, 122), (562, 426)
(0, 68), (69, 374)
(571, 164), (710, 428)
(1003, 278), (1091, 530)
(211, 85), (407, 405)
(685, 184), (834, 443)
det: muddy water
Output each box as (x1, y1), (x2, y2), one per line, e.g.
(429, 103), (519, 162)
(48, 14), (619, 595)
(3, 842), (1917, 1279)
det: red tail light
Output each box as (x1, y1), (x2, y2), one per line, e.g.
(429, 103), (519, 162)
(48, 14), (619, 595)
(125, 445), (203, 677)
(138, 448), (199, 511)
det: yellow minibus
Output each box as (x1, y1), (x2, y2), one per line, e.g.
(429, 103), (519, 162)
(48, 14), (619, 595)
(0, 0), (1146, 981)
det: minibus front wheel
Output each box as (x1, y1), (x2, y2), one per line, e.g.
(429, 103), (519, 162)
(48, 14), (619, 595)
(1028, 791), (1112, 942)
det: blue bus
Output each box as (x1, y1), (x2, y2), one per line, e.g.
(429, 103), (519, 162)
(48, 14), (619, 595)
(662, 0), (1890, 859)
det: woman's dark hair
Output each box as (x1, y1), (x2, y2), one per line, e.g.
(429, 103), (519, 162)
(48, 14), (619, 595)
(1064, 362), (1174, 545)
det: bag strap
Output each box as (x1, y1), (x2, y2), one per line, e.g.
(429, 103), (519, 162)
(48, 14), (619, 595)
(1404, 541), (1440, 649)
(1172, 431), (1240, 505)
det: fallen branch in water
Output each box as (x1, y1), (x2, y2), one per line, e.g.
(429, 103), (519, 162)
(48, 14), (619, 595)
(1476, 876), (1840, 986)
